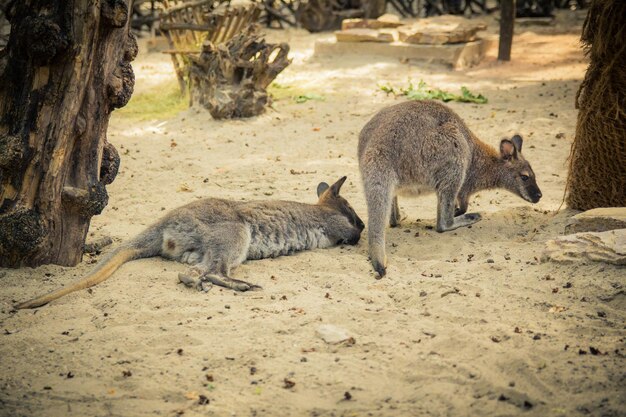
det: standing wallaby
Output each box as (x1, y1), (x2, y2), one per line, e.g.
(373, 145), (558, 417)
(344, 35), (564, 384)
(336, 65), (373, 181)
(358, 100), (542, 277)
(15, 177), (364, 309)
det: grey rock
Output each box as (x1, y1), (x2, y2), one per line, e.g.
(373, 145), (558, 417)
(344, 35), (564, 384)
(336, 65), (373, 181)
(316, 324), (353, 344)
(565, 207), (626, 234)
(335, 28), (396, 43)
(542, 229), (626, 266)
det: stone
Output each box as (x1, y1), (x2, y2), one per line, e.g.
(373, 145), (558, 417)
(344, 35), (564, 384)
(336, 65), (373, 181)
(397, 15), (487, 45)
(314, 38), (490, 69)
(565, 207), (626, 234)
(515, 17), (554, 26)
(316, 324), (353, 344)
(542, 229), (626, 266)
(341, 14), (403, 30)
(378, 13), (400, 23)
(335, 28), (395, 43)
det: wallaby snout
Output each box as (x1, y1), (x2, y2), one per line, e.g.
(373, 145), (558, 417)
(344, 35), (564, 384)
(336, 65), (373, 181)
(358, 101), (542, 277)
(525, 182), (542, 203)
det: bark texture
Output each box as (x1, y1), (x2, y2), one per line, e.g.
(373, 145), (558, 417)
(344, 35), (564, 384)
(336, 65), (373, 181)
(0, 0), (136, 267)
(187, 24), (290, 119)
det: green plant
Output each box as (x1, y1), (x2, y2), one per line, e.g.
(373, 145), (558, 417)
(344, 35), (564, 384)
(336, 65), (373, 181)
(294, 93), (325, 103)
(379, 80), (487, 104)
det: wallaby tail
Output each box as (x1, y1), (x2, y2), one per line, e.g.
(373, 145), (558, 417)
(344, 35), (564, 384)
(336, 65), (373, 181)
(15, 246), (145, 309)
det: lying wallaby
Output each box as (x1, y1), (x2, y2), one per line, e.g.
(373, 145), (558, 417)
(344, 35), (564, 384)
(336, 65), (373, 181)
(358, 100), (542, 277)
(16, 177), (364, 309)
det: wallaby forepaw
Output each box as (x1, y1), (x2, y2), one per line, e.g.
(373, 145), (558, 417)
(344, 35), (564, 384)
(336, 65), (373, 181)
(179, 269), (214, 292)
(178, 272), (199, 287)
(199, 281), (213, 292)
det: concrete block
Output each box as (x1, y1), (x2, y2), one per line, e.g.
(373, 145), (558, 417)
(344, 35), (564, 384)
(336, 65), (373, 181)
(314, 38), (488, 69)
(335, 28), (396, 43)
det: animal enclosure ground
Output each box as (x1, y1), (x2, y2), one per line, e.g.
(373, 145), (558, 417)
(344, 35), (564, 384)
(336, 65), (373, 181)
(1, 13), (624, 417)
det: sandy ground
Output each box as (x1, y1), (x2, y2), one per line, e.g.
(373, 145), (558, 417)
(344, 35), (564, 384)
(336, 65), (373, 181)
(1, 11), (625, 417)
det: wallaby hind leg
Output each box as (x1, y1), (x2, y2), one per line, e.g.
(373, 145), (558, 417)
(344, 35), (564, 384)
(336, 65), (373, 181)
(364, 178), (395, 277)
(389, 196), (400, 228)
(436, 187), (481, 232)
(179, 222), (260, 292)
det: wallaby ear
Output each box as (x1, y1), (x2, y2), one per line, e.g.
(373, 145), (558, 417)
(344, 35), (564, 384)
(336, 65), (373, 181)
(500, 139), (518, 160)
(317, 182), (330, 198)
(511, 135), (523, 153)
(329, 176), (347, 197)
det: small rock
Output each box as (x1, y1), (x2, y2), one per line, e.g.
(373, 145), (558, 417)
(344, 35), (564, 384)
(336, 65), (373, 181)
(341, 15), (403, 30)
(316, 324), (354, 344)
(397, 15), (486, 45)
(542, 229), (626, 266)
(335, 28), (396, 43)
(565, 208), (626, 234)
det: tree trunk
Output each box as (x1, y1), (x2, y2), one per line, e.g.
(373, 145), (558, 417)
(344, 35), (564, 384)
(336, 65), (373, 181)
(0, 0), (136, 268)
(566, 0), (626, 209)
(188, 25), (290, 119)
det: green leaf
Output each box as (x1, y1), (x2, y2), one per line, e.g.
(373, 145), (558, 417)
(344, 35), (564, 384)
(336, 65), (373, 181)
(377, 80), (488, 105)
(294, 93), (325, 103)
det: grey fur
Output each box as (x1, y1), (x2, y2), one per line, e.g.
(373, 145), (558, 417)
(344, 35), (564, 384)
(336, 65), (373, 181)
(15, 177), (364, 308)
(113, 176), (363, 290)
(358, 100), (542, 277)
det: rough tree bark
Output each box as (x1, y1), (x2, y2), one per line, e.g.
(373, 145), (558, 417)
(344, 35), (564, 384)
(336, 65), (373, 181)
(188, 25), (290, 119)
(0, 0), (136, 267)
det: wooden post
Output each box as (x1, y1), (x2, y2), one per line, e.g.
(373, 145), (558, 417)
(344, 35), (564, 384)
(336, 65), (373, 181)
(0, 0), (136, 267)
(498, 0), (515, 61)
